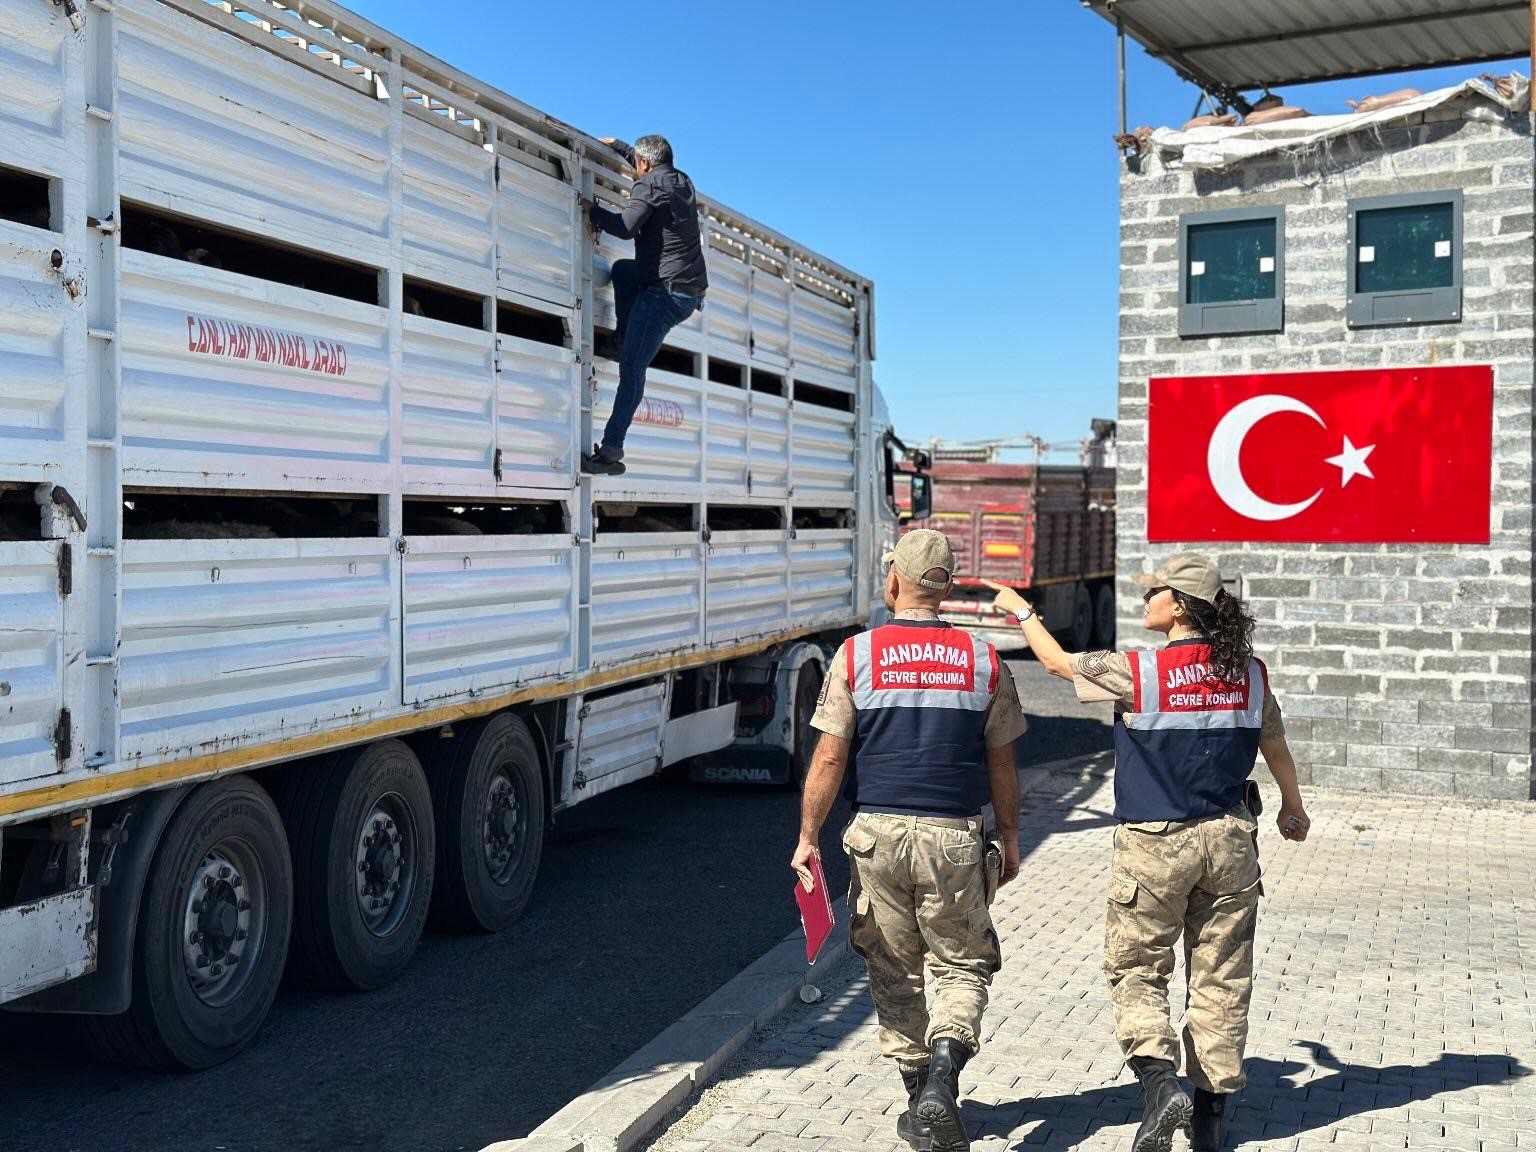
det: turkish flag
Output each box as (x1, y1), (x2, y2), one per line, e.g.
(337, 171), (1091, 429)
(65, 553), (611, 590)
(1147, 366), (1493, 544)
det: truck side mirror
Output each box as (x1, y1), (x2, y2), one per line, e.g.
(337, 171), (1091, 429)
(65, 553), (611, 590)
(904, 473), (932, 523)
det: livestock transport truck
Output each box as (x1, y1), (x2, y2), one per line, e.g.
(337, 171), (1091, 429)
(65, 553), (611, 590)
(0, 0), (931, 1068)
(901, 426), (1117, 652)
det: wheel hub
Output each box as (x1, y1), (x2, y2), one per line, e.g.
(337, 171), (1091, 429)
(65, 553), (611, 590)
(481, 775), (521, 882)
(354, 800), (414, 935)
(182, 847), (260, 1006)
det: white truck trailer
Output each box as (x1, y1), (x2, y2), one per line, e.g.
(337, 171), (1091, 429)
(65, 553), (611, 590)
(0, 0), (928, 1069)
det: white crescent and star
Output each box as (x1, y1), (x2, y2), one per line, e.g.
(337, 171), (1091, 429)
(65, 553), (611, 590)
(1205, 394), (1376, 522)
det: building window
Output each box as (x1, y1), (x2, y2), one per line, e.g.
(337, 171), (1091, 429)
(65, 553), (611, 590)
(1347, 190), (1462, 327)
(1178, 207), (1284, 337)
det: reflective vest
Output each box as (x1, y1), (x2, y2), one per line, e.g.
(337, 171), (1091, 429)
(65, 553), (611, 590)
(1113, 640), (1266, 822)
(846, 620), (998, 817)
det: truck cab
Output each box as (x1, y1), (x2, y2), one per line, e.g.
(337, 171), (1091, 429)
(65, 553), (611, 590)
(866, 389), (931, 629)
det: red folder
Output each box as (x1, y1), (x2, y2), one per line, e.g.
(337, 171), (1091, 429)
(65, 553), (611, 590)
(794, 853), (836, 965)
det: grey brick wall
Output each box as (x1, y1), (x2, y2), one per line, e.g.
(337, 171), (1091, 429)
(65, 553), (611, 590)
(1117, 100), (1535, 800)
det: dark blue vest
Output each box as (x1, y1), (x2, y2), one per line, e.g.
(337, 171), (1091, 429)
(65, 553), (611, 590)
(845, 620), (998, 817)
(1113, 640), (1266, 822)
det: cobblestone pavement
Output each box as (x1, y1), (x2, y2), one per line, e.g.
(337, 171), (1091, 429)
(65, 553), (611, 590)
(649, 770), (1536, 1152)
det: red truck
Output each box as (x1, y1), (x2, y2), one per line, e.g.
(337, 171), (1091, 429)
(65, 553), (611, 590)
(900, 423), (1117, 651)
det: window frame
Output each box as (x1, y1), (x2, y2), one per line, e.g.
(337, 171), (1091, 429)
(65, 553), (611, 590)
(1345, 189), (1463, 328)
(1177, 205), (1286, 338)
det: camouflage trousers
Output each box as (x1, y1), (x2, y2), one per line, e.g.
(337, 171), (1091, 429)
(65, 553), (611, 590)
(1105, 808), (1262, 1094)
(842, 811), (1002, 1069)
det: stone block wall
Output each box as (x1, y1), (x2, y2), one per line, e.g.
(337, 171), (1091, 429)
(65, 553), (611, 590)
(1116, 99), (1535, 799)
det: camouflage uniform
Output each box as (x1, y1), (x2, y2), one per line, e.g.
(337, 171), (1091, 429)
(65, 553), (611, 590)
(814, 612), (1027, 1067)
(1071, 650), (1283, 1094)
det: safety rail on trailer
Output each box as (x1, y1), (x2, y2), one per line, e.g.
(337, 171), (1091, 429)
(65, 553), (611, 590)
(0, 0), (916, 1071)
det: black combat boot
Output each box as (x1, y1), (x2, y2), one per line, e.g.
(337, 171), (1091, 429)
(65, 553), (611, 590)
(1127, 1056), (1192, 1152)
(914, 1038), (972, 1152)
(895, 1065), (932, 1151)
(1188, 1088), (1228, 1151)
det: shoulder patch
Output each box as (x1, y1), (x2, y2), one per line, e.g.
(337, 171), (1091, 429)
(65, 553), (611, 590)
(1079, 650), (1114, 678)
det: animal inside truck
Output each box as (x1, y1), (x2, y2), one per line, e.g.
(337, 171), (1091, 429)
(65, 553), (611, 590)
(0, 0), (930, 1069)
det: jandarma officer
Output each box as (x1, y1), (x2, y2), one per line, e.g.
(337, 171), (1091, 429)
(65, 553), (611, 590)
(987, 555), (1311, 1152)
(794, 530), (1027, 1152)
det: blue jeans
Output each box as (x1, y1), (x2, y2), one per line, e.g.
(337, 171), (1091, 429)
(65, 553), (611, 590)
(600, 259), (702, 459)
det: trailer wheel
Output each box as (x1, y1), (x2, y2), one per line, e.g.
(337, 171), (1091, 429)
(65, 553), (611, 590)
(1092, 583), (1116, 649)
(85, 777), (292, 1070)
(790, 663), (824, 789)
(427, 714), (545, 933)
(1068, 583), (1094, 651)
(278, 741), (435, 991)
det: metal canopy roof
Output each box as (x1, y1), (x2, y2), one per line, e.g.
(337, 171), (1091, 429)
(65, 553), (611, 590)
(1083, 1), (1532, 96)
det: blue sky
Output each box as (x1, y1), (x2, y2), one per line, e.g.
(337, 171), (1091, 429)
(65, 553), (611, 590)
(350, 1), (1498, 455)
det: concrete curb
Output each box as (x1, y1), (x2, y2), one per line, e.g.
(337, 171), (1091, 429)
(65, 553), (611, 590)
(501, 751), (1111, 1152)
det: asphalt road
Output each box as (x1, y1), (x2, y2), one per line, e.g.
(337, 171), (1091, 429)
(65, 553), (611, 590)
(0, 659), (1112, 1152)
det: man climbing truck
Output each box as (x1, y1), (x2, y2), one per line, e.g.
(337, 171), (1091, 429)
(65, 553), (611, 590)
(0, 0), (928, 1070)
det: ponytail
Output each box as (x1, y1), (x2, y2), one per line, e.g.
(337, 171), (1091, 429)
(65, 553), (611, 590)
(1175, 587), (1256, 683)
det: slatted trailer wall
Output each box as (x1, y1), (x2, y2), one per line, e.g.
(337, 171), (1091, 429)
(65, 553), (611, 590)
(0, 0), (876, 804)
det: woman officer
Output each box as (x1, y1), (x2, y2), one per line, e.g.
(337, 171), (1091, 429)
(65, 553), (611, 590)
(985, 554), (1310, 1152)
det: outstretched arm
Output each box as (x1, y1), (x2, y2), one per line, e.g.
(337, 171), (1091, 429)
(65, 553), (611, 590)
(984, 580), (1075, 680)
(598, 136), (636, 166)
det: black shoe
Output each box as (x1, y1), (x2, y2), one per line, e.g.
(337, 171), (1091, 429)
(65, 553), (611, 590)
(1127, 1056), (1192, 1152)
(1188, 1089), (1228, 1151)
(914, 1039), (971, 1152)
(592, 334), (621, 361)
(896, 1066), (931, 1151)
(580, 445), (625, 475)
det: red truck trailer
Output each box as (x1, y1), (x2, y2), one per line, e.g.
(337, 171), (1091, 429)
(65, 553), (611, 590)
(900, 425), (1116, 651)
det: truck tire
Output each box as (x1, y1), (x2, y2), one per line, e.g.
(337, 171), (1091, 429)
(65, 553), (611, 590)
(84, 777), (292, 1070)
(1093, 583), (1116, 649)
(278, 741), (435, 991)
(790, 663), (824, 790)
(1069, 583), (1094, 651)
(426, 713), (545, 933)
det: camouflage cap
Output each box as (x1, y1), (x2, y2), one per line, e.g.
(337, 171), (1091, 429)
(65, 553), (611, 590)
(1136, 553), (1223, 602)
(883, 529), (956, 592)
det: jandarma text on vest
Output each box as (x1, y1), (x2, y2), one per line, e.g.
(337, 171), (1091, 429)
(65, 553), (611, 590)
(1163, 660), (1247, 709)
(878, 641), (972, 669)
(1167, 689), (1247, 708)
(1164, 661), (1230, 690)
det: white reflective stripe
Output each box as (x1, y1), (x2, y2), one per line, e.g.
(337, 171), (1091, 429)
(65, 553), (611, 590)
(1246, 658), (1264, 724)
(1133, 709), (1263, 731)
(849, 686), (993, 711)
(1137, 649), (1161, 712)
(851, 630), (873, 694)
(970, 633), (995, 696)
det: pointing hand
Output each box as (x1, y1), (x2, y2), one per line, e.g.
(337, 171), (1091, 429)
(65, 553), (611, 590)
(982, 579), (1031, 620)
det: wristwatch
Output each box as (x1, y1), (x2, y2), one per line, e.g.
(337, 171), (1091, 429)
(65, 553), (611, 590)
(1015, 604), (1035, 623)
